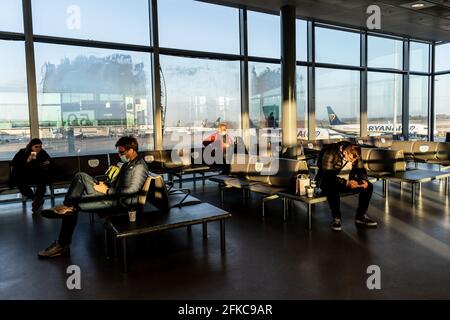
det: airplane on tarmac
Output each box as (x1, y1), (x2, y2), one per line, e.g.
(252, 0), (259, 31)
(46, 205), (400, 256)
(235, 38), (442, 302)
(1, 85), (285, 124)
(326, 106), (432, 136)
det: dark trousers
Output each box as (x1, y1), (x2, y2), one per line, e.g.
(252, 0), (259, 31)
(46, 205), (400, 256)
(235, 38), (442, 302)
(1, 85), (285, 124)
(323, 181), (373, 220)
(59, 172), (116, 246)
(16, 181), (46, 200)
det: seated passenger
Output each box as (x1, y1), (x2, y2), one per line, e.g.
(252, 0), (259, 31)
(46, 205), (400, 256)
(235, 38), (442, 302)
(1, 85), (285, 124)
(202, 123), (233, 174)
(38, 136), (148, 258)
(316, 141), (377, 231)
(10, 138), (52, 213)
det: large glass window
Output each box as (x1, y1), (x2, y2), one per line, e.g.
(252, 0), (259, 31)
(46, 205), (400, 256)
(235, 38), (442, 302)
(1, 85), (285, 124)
(409, 75), (429, 139)
(435, 75), (450, 141)
(367, 72), (402, 135)
(409, 42), (429, 73)
(296, 20), (308, 62)
(435, 43), (450, 72)
(158, 0), (239, 54)
(0, 0), (23, 33)
(0, 40), (29, 160)
(159, 56), (241, 149)
(368, 36), (403, 69)
(248, 11), (280, 58)
(249, 62), (281, 145)
(315, 27), (360, 66)
(315, 68), (360, 139)
(296, 66), (308, 139)
(32, 0), (150, 45)
(34, 44), (153, 156)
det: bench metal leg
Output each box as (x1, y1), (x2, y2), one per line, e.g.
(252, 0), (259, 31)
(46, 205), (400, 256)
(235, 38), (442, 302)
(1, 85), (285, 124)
(411, 183), (416, 205)
(220, 220), (225, 252)
(220, 185), (224, 204)
(282, 198), (287, 221)
(445, 177), (449, 196)
(418, 182), (422, 197)
(307, 203), (312, 230)
(121, 238), (127, 273)
(202, 173), (206, 187)
(384, 180), (389, 199)
(104, 226), (109, 259)
(179, 176), (182, 189)
(202, 222), (208, 240)
(187, 225), (192, 234)
(89, 212), (94, 225)
(193, 173), (196, 188)
(262, 195), (279, 218)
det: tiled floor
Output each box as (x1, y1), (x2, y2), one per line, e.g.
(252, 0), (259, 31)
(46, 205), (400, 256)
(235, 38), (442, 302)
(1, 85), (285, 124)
(1, 178), (450, 299)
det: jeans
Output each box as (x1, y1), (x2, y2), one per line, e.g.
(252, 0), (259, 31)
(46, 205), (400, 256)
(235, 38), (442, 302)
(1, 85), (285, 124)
(58, 172), (119, 246)
(322, 180), (373, 220)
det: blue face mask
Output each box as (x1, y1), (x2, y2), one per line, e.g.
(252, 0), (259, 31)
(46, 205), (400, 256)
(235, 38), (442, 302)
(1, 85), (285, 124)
(120, 155), (129, 163)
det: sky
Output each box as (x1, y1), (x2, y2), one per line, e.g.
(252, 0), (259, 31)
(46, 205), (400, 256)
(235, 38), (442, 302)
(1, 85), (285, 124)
(0, 0), (449, 123)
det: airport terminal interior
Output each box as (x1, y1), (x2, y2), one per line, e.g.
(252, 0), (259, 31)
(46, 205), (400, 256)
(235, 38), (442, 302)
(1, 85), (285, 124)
(1, 0), (450, 299)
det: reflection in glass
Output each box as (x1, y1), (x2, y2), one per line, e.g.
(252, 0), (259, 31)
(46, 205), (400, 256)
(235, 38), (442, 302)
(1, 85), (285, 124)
(0, 41), (29, 159)
(435, 75), (450, 141)
(159, 55), (241, 149)
(34, 43), (153, 156)
(368, 72), (402, 135)
(368, 36), (403, 69)
(158, 0), (239, 54)
(315, 68), (360, 139)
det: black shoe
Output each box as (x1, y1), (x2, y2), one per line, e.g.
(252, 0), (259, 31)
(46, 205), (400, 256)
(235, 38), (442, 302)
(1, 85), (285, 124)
(38, 241), (70, 258)
(355, 214), (378, 227)
(32, 197), (45, 213)
(331, 218), (342, 231)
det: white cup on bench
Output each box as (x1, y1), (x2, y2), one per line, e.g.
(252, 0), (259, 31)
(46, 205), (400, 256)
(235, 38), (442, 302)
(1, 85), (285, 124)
(305, 186), (315, 198)
(128, 210), (137, 222)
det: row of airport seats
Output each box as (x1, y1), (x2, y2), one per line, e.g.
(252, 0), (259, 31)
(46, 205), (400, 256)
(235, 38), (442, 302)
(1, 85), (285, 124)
(360, 147), (450, 204)
(210, 155), (308, 217)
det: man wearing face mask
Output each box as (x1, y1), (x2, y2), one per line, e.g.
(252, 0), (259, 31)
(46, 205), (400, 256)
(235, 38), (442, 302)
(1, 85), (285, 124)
(316, 141), (377, 232)
(38, 136), (148, 258)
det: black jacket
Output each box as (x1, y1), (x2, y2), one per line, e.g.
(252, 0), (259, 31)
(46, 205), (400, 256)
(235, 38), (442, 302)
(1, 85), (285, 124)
(108, 155), (148, 206)
(9, 148), (51, 187)
(316, 141), (367, 190)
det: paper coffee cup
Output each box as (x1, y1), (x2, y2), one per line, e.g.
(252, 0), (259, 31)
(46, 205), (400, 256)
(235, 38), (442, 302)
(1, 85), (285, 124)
(306, 186), (314, 198)
(128, 210), (137, 222)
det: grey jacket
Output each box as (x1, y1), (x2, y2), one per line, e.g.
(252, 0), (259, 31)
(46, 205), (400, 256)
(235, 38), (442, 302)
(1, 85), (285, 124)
(108, 155), (148, 205)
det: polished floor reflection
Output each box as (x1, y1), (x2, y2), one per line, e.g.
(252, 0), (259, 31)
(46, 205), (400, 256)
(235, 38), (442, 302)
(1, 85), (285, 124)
(1, 177), (450, 299)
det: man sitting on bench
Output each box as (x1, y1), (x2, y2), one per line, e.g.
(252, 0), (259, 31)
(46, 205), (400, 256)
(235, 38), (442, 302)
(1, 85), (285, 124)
(317, 142), (377, 231)
(38, 136), (149, 258)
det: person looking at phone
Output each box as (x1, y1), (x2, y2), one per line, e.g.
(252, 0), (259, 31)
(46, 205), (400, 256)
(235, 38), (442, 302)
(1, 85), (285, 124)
(10, 138), (52, 214)
(316, 141), (377, 231)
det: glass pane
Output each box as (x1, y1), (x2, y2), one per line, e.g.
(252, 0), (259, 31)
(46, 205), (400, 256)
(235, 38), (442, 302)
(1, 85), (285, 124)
(315, 68), (360, 139)
(435, 43), (450, 72)
(249, 62), (281, 146)
(367, 72), (402, 135)
(160, 55), (241, 149)
(315, 27), (360, 66)
(409, 75), (429, 139)
(296, 20), (308, 62)
(368, 36), (403, 69)
(0, 0), (23, 32)
(0, 40), (29, 160)
(410, 42), (429, 73)
(435, 75), (450, 141)
(296, 66), (308, 139)
(32, 0), (150, 45)
(34, 43), (153, 156)
(158, 0), (239, 54)
(248, 11), (280, 58)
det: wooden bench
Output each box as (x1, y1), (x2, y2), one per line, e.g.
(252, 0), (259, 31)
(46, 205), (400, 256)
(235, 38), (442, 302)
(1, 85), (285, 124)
(104, 202), (231, 272)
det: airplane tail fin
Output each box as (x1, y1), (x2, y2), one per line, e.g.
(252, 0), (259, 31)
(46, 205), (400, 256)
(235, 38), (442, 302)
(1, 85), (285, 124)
(326, 106), (346, 125)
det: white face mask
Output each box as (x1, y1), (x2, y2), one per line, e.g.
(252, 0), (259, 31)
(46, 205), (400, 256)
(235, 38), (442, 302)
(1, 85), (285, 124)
(119, 154), (129, 163)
